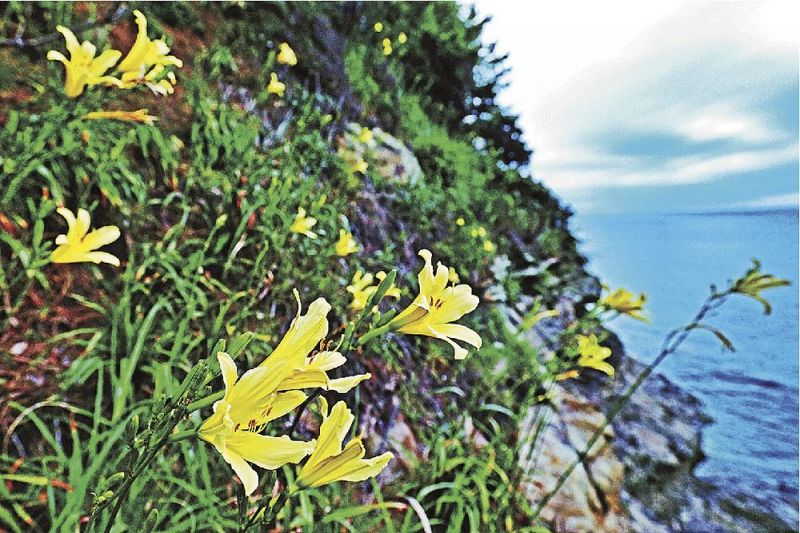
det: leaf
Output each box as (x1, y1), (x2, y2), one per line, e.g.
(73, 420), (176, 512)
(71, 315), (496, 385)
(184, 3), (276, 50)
(0, 474), (51, 486)
(402, 496), (434, 533)
(321, 502), (406, 524)
(0, 504), (22, 533)
(228, 332), (253, 358)
(519, 309), (559, 333)
(688, 323), (736, 352)
(479, 403), (516, 418)
(417, 481), (457, 501)
(432, 385), (466, 397)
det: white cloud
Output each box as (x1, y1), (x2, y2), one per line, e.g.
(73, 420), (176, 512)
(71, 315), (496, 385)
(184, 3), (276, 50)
(538, 144), (798, 190)
(473, 1), (799, 201)
(734, 192), (799, 209)
(676, 108), (779, 144)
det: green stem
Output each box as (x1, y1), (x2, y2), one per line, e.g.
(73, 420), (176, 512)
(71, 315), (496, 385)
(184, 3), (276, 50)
(263, 488), (292, 526)
(102, 431), (173, 533)
(246, 483), (293, 530)
(186, 390), (224, 412)
(357, 322), (392, 345)
(532, 291), (729, 520)
(168, 429), (198, 443)
(9, 276), (34, 316)
(289, 389), (321, 437)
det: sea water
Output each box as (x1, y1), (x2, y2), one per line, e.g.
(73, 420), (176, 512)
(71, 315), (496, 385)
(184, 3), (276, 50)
(572, 209), (799, 521)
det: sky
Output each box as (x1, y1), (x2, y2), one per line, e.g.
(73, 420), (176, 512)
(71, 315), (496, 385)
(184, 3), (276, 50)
(472, 1), (799, 214)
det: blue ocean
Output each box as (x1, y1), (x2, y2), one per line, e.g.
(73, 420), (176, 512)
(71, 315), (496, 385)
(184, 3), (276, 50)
(572, 209), (798, 520)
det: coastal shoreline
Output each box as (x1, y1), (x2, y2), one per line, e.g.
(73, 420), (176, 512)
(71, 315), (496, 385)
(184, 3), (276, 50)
(510, 285), (796, 532)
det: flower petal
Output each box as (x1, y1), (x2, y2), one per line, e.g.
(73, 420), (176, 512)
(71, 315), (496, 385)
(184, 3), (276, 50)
(217, 351), (239, 398)
(417, 249), (436, 295)
(433, 285), (479, 323)
(220, 448), (259, 496)
(261, 391), (306, 423)
(299, 436), (364, 487)
(579, 359), (615, 377)
(402, 323), (471, 360)
(227, 362), (292, 423)
(46, 50), (68, 65)
(303, 400), (353, 472)
(336, 451), (393, 483)
(306, 351), (346, 372)
(80, 40), (96, 59)
(117, 10), (149, 73)
(56, 26), (80, 55)
(434, 323), (482, 349)
(81, 225), (120, 250)
(277, 369), (329, 391)
(56, 207), (76, 237)
(79, 251), (121, 266)
(263, 295), (330, 369)
(90, 49), (122, 77)
(75, 208), (91, 240)
(328, 373), (371, 393)
(198, 399), (232, 445)
(226, 433), (314, 470)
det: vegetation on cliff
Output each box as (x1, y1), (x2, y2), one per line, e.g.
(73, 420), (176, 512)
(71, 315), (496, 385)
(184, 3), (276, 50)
(0, 3), (789, 531)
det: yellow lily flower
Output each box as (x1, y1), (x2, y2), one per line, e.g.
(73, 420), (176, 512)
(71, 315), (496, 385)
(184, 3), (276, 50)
(576, 334), (614, 376)
(730, 259), (791, 315)
(259, 292), (371, 393)
(277, 42), (298, 66)
(352, 158), (368, 174)
(137, 67), (178, 96)
(358, 127), (373, 144)
(600, 288), (648, 322)
(482, 240), (495, 253)
(389, 250), (481, 360)
(282, 350), (372, 393)
(374, 22), (384, 33)
(448, 267), (459, 284)
(347, 270), (401, 311)
(347, 270), (375, 310)
(117, 10), (182, 95)
(455, 217), (465, 227)
(471, 226), (487, 238)
(398, 32), (408, 44)
(47, 26), (122, 98)
(51, 207), (121, 266)
(335, 230), (359, 257)
(382, 38), (393, 56)
(296, 398), (392, 489)
(290, 207), (317, 238)
(260, 292), (331, 369)
(555, 369), (580, 381)
(267, 72), (286, 97)
(199, 352), (315, 496)
(83, 108), (157, 125)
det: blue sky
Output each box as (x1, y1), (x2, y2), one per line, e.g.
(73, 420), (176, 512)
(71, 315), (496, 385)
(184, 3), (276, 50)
(473, 1), (799, 214)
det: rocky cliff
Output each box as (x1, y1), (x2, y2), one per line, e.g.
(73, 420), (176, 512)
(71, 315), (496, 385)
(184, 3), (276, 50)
(517, 299), (795, 532)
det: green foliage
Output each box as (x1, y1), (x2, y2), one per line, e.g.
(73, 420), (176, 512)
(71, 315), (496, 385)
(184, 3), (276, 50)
(0, 3), (588, 529)
(2, 3), (788, 532)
